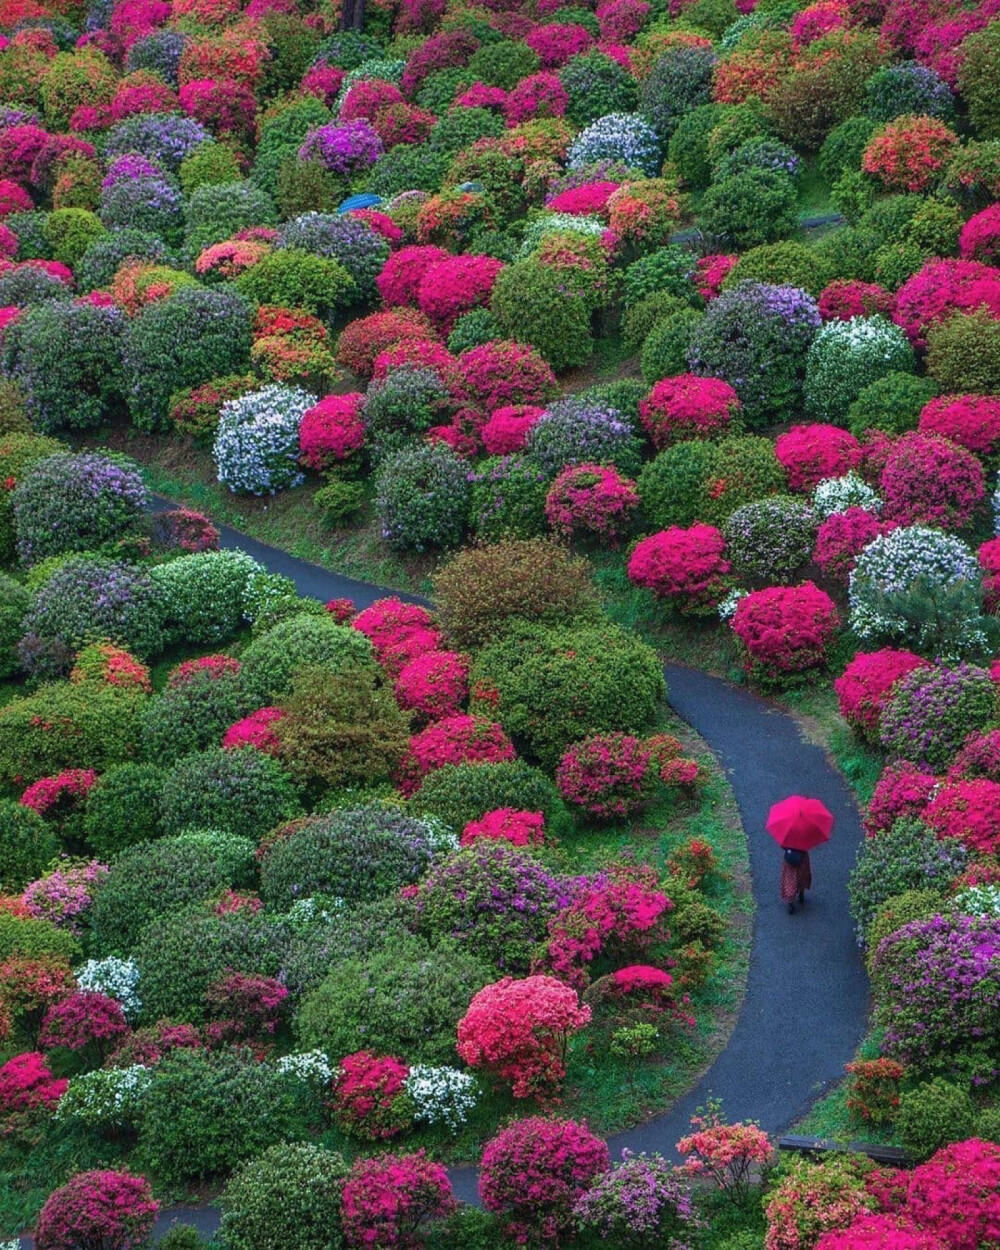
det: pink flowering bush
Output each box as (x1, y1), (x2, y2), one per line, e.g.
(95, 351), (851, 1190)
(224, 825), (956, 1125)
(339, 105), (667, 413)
(864, 761), (937, 836)
(180, 78), (256, 140)
(695, 254), (737, 300)
(0, 1051), (66, 1131)
(341, 1151), (456, 1249)
(526, 22), (595, 66)
(505, 73), (568, 124)
(457, 975), (591, 1099)
(639, 375), (741, 448)
(299, 393), (365, 469)
(918, 394), (1000, 458)
(814, 508), (895, 584)
(222, 707), (285, 754)
(398, 714), (516, 795)
(924, 778), (1000, 855)
(336, 309), (438, 378)
(545, 182), (620, 215)
(203, 970), (287, 1041)
(22, 860), (108, 934)
(417, 255), (505, 333)
(394, 649), (469, 721)
(979, 538), (1000, 612)
(331, 1052), (412, 1141)
(479, 1116), (610, 1243)
(556, 733), (655, 819)
(905, 1138), (1000, 1250)
(880, 431), (984, 528)
(20, 769), (98, 817)
(764, 1154), (877, 1250)
(815, 1210), (947, 1248)
(461, 808), (546, 847)
(607, 179), (682, 250)
(376, 245), (450, 307)
(353, 598), (438, 660)
(791, 0), (849, 45)
(862, 115), (959, 192)
(948, 728), (1000, 782)
(454, 340), (558, 413)
(835, 648), (930, 739)
(775, 424), (862, 493)
(893, 258), (1000, 349)
(39, 991), (129, 1057)
(960, 204), (1000, 264)
(34, 1170), (158, 1250)
(732, 583), (840, 682)
(676, 1102), (774, 1203)
(545, 463), (639, 540)
(627, 525), (732, 615)
(168, 654), (241, 687)
(818, 280), (895, 322)
(481, 405), (547, 454)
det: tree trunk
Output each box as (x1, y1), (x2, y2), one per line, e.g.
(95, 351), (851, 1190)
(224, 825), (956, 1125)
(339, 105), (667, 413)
(340, 0), (365, 31)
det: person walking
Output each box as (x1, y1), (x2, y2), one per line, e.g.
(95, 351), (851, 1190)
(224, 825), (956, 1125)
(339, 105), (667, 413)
(780, 846), (812, 914)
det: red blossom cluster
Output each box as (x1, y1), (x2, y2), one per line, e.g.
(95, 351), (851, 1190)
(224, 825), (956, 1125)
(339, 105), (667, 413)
(774, 424), (862, 493)
(298, 393), (365, 470)
(627, 524), (732, 615)
(639, 375), (741, 448)
(461, 807), (546, 847)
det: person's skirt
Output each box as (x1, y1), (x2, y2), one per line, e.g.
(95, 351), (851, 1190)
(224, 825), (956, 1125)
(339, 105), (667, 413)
(780, 857), (812, 902)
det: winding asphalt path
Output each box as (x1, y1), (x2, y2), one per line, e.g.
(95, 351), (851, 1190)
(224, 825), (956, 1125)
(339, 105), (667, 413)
(20, 509), (868, 1245)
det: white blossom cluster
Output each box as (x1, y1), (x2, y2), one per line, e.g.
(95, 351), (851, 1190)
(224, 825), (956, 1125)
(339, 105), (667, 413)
(955, 884), (1000, 917)
(213, 384), (314, 495)
(519, 213), (605, 257)
(717, 588), (749, 622)
(567, 113), (661, 176)
(993, 475), (1000, 535)
(75, 956), (141, 1020)
(812, 473), (883, 519)
(275, 1050), (339, 1091)
(404, 1065), (479, 1133)
(415, 815), (460, 858)
(55, 1066), (152, 1128)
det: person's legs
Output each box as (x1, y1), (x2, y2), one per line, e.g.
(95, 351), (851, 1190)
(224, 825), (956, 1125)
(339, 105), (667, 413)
(788, 901), (796, 914)
(798, 889), (805, 904)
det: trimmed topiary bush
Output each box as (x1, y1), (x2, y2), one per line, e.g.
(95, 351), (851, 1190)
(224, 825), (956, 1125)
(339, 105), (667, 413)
(0, 798), (59, 892)
(218, 1143), (348, 1250)
(804, 316), (916, 425)
(491, 259), (593, 371)
(159, 748), (302, 839)
(239, 612), (375, 704)
(375, 443), (470, 552)
(82, 763), (165, 860)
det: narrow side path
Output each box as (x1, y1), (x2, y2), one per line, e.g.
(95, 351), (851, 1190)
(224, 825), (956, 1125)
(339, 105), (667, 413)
(17, 511), (868, 1242)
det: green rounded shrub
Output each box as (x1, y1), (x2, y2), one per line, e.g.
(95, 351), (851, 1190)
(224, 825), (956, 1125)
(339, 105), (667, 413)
(239, 612), (375, 705)
(150, 550), (261, 647)
(804, 316), (916, 424)
(724, 242), (831, 297)
(926, 308), (1000, 394)
(0, 798), (59, 892)
(375, 442), (471, 552)
(219, 1143), (348, 1250)
(0, 911), (80, 963)
(140, 668), (255, 767)
(83, 763), (165, 859)
(897, 1079), (976, 1161)
(640, 308), (704, 384)
(846, 371), (938, 437)
(235, 248), (355, 319)
(491, 260), (593, 371)
(160, 749), (302, 839)
(700, 169), (798, 249)
(412, 759), (569, 834)
(0, 572), (29, 679)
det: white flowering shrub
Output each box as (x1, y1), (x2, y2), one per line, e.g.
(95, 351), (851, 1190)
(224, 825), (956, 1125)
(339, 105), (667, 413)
(849, 525), (989, 656)
(812, 473), (883, 519)
(55, 1066), (152, 1128)
(567, 113), (661, 176)
(804, 316), (915, 424)
(213, 384), (314, 495)
(519, 213), (605, 257)
(993, 475), (1000, 535)
(955, 884), (1000, 917)
(150, 548), (264, 646)
(76, 956), (141, 1019)
(404, 1065), (479, 1132)
(274, 1050), (338, 1091)
(718, 588), (749, 622)
(415, 815), (460, 858)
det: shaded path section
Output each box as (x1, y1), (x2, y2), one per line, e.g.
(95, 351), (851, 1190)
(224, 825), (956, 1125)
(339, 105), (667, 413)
(20, 516), (868, 1241)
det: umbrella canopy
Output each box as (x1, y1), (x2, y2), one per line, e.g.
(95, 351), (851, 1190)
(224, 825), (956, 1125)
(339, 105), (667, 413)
(766, 795), (834, 851)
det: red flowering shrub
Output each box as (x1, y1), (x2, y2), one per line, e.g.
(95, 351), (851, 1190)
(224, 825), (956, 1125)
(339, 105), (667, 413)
(924, 778), (1000, 855)
(543, 862), (672, 988)
(20, 768), (98, 816)
(377, 244), (450, 308)
(545, 182), (620, 215)
(544, 463), (638, 540)
(893, 258), (1000, 349)
(676, 1104), (774, 1203)
(880, 430), (984, 529)
(960, 204), (1000, 265)
(845, 1057), (904, 1125)
(695, 254), (737, 301)
(331, 1051), (412, 1141)
(948, 728), (1000, 782)
(222, 706), (285, 754)
(814, 508), (895, 584)
(639, 375), (741, 448)
(34, 1170), (158, 1250)
(505, 72), (568, 125)
(479, 1116), (609, 1243)
(526, 22), (595, 67)
(398, 714), (515, 795)
(454, 340), (558, 413)
(106, 1021), (202, 1069)
(0, 1051), (66, 1131)
(340, 78), (404, 120)
(731, 583), (840, 681)
(153, 509), (220, 554)
(417, 254), (504, 333)
(38, 991), (129, 1056)
(203, 970), (287, 1041)
(864, 761), (936, 836)
(457, 976), (591, 1099)
(179, 78), (256, 139)
(627, 525), (732, 615)
(775, 424), (863, 493)
(371, 338), (456, 383)
(918, 394), (1000, 458)
(607, 179), (682, 250)
(815, 1211), (944, 1248)
(862, 115), (958, 192)
(348, 209), (403, 246)
(394, 649), (469, 721)
(461, 807), (546, 847)
(341, 1151), (456, 1249)
(834, 648), (929, 739)
(905, 1139), (1000, 1250)
(556, 733), (655, 819)
(168, 653), (241, 687)
(456, 83), (509, 110)
(818, 279), (895, 322)
(299, 393), (365, 470)
(336, 309), (438, 377)
(481, 404), (546, 454)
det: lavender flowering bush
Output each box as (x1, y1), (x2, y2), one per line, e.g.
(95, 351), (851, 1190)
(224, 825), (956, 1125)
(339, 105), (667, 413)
(864, 61), (956, 123)
(298, 118), (384, 175)
(375, 442), (470, 551)
(469, 455), (549, 541)
(104, 113), (213, 173)
(573, 1151), (698, 1247)
(723, 496), (816, 584)
(688, 281), (821, 429)
(11, 451), (148, 564)
(714, 138), (801, 181)
(527, 399), (643, 477)
(99, 174), (184, 243)
(278, 212), (389, 301)
(871, 913), (1000, 1082)
(879, 662), (997, 772)
(213, 384), (314, 495)
(125, 30), (187, 85)
(567, 113), (662, 176)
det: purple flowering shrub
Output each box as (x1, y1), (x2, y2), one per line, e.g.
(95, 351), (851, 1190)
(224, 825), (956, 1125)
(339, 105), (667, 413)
(879, 662), (997, 773)
(573, 1150), (699, 1245)
(527, 399), (644, 477)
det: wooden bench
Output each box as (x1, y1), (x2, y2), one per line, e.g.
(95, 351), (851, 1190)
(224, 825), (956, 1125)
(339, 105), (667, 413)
(777, 1134), (911, 1167)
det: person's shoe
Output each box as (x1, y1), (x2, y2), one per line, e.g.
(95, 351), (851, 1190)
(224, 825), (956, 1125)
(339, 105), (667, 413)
(798, 890), (805, 904)
(788, 902), (796, 914)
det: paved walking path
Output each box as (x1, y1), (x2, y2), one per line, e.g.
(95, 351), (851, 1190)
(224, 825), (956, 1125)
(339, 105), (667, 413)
(21, 511), (869, 1243)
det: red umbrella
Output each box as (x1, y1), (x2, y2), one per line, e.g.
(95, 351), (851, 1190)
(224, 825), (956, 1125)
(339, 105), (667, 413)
(766, 795), (834, 851)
